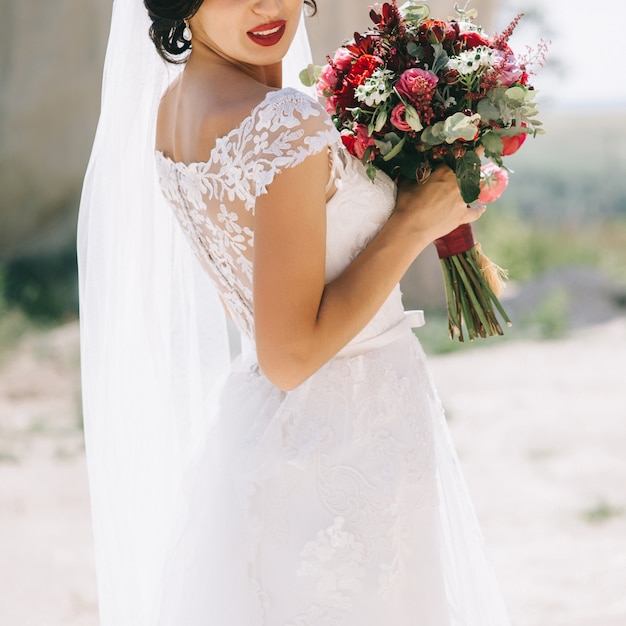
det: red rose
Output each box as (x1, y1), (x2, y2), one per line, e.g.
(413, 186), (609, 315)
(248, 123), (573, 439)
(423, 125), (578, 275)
(346, 54), (381, 87)
(457, 30), (491, 51)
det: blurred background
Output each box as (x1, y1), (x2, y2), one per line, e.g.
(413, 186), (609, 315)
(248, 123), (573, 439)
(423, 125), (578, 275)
(0, 0), (625, 625)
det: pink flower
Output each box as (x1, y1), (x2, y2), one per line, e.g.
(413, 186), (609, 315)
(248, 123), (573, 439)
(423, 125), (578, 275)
(324, 95), (338, 115)
(317, 63), (339, 97)
(493, 50), (523, 87)
(478, 163), (509, 204)
(395, 68), (439, 104)
(390, 103), (412, 132)
(332, 47), (354, 71)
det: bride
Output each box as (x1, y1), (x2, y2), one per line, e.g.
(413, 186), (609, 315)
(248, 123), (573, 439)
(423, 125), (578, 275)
(78, 0), (511, 624)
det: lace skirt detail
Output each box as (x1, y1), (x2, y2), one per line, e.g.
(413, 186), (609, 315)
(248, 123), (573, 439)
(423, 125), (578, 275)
(154, 329), (511, 626)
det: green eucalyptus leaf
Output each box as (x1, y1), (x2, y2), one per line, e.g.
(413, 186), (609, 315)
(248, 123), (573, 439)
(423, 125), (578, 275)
(382, 135), (407, 161)
(407, 41), (422, 59)
(374, 138), (393, 156)
(456, 151), (481, 204)
(477, 98), (501, 122)
(374, 131), (402, 157)
(480, 131), (504, 157)
(374, 107), (389, 133)
(421, 123), (446, 146)
(366, 162), (378, 182)
(299, 64), (322, 88)
(431, 43), (450, 75)
(492, 125), (531, 138)
(504, 85), (528, 104)
(400, 1), (430, 24)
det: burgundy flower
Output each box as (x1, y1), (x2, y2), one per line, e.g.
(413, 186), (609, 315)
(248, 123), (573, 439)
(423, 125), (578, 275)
(419, 19), (458, 45)
(443, 69), (460, 85)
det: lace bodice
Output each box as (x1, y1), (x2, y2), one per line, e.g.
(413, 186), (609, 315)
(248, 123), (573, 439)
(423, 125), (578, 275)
(156, 87), (404, 344)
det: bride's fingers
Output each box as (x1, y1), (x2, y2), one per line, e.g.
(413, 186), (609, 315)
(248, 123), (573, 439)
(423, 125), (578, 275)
(464, 202), (486, 223)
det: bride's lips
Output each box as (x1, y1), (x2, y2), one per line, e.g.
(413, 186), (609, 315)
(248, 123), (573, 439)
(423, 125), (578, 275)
(246, 21), (286, 47)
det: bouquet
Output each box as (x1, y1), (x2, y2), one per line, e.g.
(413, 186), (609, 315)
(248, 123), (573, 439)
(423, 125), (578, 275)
(301, 1), (548, 341)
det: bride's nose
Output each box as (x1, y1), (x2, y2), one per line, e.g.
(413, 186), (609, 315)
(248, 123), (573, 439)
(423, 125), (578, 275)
(251, 0), (283, 18)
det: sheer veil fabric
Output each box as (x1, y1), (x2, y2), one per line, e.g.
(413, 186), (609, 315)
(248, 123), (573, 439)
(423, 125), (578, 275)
(78, 2), (312, 623)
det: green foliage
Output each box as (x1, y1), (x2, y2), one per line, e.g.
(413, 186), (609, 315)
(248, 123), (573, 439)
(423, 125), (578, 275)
(0, 249), (78, 355)
(299, 64), (322, 88)
(521, 289), (570, 340)
(473, 205), (602, 282)
(476, 85), (542, 139)
(455, 151), (481, 203)
(583, 499), (623, 524)
(401, 1), (430, 24)
(419, 207), (626, 354)
(502, 111), (626, 223)
(1, 250), (78, 323)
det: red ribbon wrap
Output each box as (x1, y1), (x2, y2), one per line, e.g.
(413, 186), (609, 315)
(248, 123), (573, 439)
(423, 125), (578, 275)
(434, 223), (475, 259)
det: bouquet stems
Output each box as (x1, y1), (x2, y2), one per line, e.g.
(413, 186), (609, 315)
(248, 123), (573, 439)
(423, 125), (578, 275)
(434, 223), (511, 341)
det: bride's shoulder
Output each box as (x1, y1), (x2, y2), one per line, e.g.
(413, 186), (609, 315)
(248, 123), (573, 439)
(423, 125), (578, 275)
(254, 87), (330, 121)
(249, 88), (339, 147)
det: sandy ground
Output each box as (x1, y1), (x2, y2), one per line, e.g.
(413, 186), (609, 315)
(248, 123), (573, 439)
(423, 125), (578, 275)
(1, 318), (625, 626)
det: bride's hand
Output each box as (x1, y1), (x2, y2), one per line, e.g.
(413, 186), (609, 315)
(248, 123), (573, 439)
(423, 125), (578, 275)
(394, 166), (485, 244)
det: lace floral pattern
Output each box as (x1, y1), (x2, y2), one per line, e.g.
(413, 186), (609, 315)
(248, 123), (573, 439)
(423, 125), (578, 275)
(297, 517), (367, 608)
(156, 88), (339, 336)
(238, 339), (440, 625)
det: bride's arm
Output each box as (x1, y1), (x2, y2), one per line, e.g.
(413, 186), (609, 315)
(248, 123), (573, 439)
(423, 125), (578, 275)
(254, 149), (482, 390)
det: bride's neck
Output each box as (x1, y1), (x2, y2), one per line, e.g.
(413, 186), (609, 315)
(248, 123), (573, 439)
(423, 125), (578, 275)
(186, 44), (283, 89)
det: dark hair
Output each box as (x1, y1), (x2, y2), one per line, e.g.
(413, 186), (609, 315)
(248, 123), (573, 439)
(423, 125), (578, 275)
(145, 1), (318, 64)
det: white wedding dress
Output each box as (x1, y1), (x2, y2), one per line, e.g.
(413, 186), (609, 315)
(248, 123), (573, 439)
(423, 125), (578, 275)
(153, 87), (511, 626)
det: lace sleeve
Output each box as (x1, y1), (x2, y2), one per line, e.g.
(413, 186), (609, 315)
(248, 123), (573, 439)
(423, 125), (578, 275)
(247, 88), (340, 198)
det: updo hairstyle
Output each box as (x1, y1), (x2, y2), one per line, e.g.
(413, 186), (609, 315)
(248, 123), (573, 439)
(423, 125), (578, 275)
(145, 0), (318, 64)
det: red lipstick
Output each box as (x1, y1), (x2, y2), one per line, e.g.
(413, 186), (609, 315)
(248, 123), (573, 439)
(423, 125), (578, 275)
(247, 20), (286, 47)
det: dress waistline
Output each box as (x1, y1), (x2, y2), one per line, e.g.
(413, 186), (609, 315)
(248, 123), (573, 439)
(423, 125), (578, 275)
(335, 310), (425, 359)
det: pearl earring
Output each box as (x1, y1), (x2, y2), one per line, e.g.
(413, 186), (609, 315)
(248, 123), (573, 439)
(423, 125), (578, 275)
(182, 21), (192, 42)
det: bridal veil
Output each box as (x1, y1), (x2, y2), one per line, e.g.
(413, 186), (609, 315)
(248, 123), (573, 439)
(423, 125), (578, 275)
(77, 1), (312, 622)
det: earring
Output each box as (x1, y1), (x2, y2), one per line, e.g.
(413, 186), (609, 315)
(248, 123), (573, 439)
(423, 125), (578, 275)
(182, 21), (192, 42)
